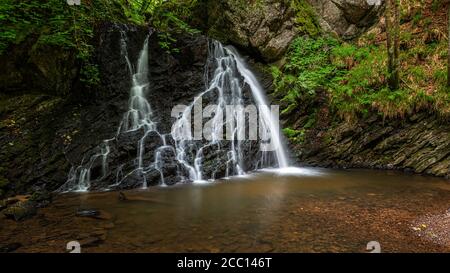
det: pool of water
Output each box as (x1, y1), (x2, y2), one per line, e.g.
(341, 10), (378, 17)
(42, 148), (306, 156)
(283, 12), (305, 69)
(1, 168), (449, 252)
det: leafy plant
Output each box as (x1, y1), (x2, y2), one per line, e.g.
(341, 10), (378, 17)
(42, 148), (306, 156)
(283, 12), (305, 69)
(272, 37), (338, 116)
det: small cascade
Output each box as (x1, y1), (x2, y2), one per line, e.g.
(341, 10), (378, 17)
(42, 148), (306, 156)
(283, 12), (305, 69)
(59, 31), (289, 192)
(60, 27), (163, 192)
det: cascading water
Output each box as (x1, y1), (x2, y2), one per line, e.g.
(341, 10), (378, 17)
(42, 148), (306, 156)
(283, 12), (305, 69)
(225, 45), (289, 169)
(59, 32), (289, 192)
(60, 28), (162, 192)
(171, 41), (289, 182)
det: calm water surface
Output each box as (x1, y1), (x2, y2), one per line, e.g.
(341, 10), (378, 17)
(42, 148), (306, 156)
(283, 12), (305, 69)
(1, 168), (449, 252)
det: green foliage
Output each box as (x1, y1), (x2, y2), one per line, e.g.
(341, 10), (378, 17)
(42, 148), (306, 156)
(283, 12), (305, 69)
(272, 37), (338, 116)
(0, 0), (201, 86)
(282, 128), (305, 144)
(148, 0), (201, 52)
(0, 0), (130, 88)
(275, 30), (450, 122)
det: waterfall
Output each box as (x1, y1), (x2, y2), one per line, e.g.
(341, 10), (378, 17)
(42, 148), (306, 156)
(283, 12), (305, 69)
(60, 29), (161, 192)
(225, 45), (289, 169)
(171, 41), (289, 182)
(59, 33), (289, 193)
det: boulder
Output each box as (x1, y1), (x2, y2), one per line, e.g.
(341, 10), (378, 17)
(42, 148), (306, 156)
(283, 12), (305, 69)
(308, 0), (385, 39)
(206, 0), (301, 62)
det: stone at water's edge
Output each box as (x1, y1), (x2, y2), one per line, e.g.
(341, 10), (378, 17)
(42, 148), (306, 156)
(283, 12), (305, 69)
(1, 191), (53, 221)
(2, 200), (37, 221)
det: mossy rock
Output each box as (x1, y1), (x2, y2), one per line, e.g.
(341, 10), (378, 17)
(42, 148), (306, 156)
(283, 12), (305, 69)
(3, 200), (37, 221)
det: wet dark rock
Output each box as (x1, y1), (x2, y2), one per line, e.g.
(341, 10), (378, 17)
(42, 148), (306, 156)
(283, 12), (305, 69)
(0, 193), (51, 221)
(0, 200), (6, 212)
(29, 190), (53, 208)
(0, 36), (77, 95)
(0, 242), (22, 253)
(78, 236), (104, 247)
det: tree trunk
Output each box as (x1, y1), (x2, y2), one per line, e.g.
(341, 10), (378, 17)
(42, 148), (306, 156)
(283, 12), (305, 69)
(386, 0), (400, 90)
(392, 0), (400, 90)
(448, 2), (450, 87)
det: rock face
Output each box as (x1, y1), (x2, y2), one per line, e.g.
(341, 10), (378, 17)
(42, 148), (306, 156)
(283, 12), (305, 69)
(0, 36), (77, 95)
(203, 0), (385, 63)
(307, 0), (385, 39)
(0, 23), (210, 195)
(293, 112), (450, 178)
(206, 0), (300, 62)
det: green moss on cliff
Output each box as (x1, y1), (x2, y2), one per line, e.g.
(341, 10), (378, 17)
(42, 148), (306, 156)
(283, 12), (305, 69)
(282, 127), (305, 144)
(292, 0), (321, 37)
(274, 30), (450, 134)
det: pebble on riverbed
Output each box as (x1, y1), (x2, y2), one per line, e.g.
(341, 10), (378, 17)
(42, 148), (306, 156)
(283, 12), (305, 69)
(411, 210), (450, 247)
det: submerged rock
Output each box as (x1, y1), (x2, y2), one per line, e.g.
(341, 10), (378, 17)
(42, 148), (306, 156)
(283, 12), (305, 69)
(0, 243), (22, 253)
(1, 192), (51, 221)
(76, 209), (113, 221)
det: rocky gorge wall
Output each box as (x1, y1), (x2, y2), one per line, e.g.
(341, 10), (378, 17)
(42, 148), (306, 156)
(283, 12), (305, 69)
(0, 0), (448, 199)
(289, 110), (450, 178)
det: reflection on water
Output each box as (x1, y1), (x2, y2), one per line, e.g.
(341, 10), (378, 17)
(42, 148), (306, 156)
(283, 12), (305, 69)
(1, 168), (449, 253)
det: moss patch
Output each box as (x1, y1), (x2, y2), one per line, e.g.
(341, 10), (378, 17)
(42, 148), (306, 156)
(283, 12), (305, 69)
(292, 0), (321, 37)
